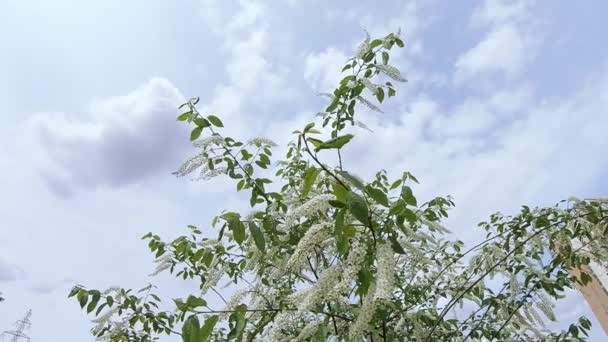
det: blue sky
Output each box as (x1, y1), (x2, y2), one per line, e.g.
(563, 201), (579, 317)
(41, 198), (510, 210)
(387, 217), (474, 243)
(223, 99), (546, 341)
(1, 0), (607, 340)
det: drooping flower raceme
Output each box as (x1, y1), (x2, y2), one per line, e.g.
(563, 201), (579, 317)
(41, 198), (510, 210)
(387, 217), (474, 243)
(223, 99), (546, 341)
(349, 283), (377, 340)
(285, 223), (330, 272)
(374, 241), (395, 301)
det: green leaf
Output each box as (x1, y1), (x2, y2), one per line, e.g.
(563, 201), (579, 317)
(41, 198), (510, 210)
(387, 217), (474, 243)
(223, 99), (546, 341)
(68, 286), (80, 298)
(307, 138), (323, 149)
(335, 209), (348, 256)
(328, 200), (346, 208)
(395, 38), (404, 47)
(207, 115), (224, 127)
(347, 191), (369, 226)
(388, 87), (396, 97)
(316, 134), (354, 151)
(177, 111), (193, 121)
(77, 290), (88, 309)
(389, 235), (406, 254)
(390, 179), (402, 190)
(370, 39), (383, 49)
(401, 186), (417, 206)
(303, 122), (315, 133)
(190, 126), (203, 141)
(326, 96), (340, 112)
(194, 117), (210, 128)
(186, 295), (207, 309)
(375, 87), (385, 103)
(332, 181), (349, 202)
(182, 315), (201, 342)
(302, 167), (321, 197)
(402, 207), (417, 224)
(228, 217), (246, 244)
(86, 291), (101, 314)
(337, 170), (365, 190)
(200, 315), (219, 341)
(248, 221), (266, 253)
(382, 51), (389, 65)
(228, 304), (247, 341)
(365, 185), (389, 207)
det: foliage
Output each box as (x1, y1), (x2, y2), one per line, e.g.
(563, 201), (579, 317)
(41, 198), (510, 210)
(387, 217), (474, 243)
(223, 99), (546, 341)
(70, 30), (608, 341)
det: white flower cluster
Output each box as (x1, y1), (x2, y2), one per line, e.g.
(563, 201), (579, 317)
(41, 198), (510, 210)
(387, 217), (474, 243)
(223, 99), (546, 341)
(354, 120), (373, 132)
(375, 64), (406, 82)
(333, 239), (366, 295)
(285, 223), (329, 272)
(220, 290), (249, 319)
(149, 251), (173, 276)
(267, 311), (303, 342)
(536, 294), (556, 322)
(359, 77), (378, 94)
(91, 306), (119, 325)
(198, 239), (221, 248)
(300, 265), (341, 311)
(356, 95), (383, 113)
(293, 321), (322, 341)
(419, 216), (451, 234)
(348, 284), (377, 340)
(346, 80), (357, 89)
(355, 35), (371, 59)
(374, 241), (395, 301)
(93, 320), (127, 342)
(201, 261), (223, 294)
(192, 135), (224, 148)
(284, 194), (334, 227)
(173, 151), (206, 177)
(173, 152), (226, 180)
(247, 137), (277, 147)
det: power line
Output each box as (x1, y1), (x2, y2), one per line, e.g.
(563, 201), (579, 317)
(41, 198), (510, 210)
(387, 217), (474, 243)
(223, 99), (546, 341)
(1, 310), (32, 342)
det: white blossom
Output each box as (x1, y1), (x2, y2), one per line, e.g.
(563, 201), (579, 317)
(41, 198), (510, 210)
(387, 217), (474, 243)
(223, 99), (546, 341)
(220, 290), (249, 319)
(359, 77), (378, 94)
(91, 306), (119, 325)
(285, 223), (329, 272)
(419, 216), (451, 234)
(284, 194), (335, 227)
(375, 64), (406, 82)
(374, 241), (395, 301)
(173, 151), (206, 177)
(247, 137), (277, 147)
(300, 265), (341, 311)
(346, 80), (357, 89)
(356, 96), (383, 113)
(192, 135), (224, 148)
(294, 321), (322, 341)
(149, 251), (174, 276)
(267, 311), (303, 342)
(201, 262), (223, 294)
(355, 29), (371, 59)
(348, 284), (377, 340)
(333, 239), (366, 295)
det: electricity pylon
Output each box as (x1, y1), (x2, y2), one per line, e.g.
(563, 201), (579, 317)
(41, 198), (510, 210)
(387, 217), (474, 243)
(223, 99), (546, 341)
(1, 310), (31, 342)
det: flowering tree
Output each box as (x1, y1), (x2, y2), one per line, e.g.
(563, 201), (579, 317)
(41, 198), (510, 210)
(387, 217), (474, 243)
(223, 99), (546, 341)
(70, 30), (608, 341)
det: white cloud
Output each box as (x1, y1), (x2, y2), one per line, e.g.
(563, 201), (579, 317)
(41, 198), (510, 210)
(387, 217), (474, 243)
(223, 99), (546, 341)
(30, 77), (188, 194)
(455, 24), (531, 82)
(303, 47), (349, 92)
(348, 63), (608, 243)
(454, 0), (540, 83)
(470, 0), (532, 27)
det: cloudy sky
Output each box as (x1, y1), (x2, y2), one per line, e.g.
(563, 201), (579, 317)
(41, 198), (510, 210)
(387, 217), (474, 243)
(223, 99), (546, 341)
(1, 0), (607, 340)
